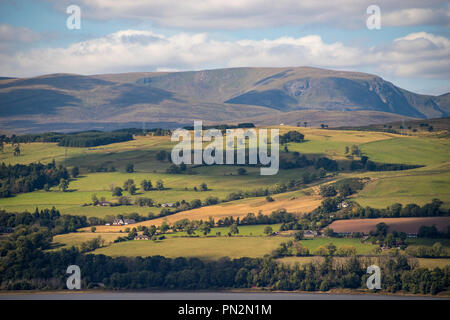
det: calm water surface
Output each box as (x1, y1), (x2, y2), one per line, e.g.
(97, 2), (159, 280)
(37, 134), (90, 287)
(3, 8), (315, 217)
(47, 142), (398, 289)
(0, 291), (446, 300)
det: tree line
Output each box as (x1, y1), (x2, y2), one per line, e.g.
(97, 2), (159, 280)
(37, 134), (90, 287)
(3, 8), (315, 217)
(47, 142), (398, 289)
(0, 207), (87, 234)
(5, 130), (133, 147)
(349, 155), (422, 172)
(1, 227), (448, 295)
(0, 161), (70, 198)
(57, 132), (133, 147)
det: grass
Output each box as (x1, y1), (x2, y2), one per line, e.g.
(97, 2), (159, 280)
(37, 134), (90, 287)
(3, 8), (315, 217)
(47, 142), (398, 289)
(80, 192), (320, 232)
(0, 142), (84, 166)
(361, 137), (450, 166)
(51, 232), (120, 250)
(93, 236), (286, 260)
(277, 256), (450, 270)
(0, 165), (314, 216)
(349, 162), (450, 208)
(416, 258), (450, 269)
(354, 171), (450, 208)
(168, 223), (283, 237)
(281, 127), (394, 158)
(1, 127), (449, 219)
(406, 238), (450, 247)
(298, 238), (378, 255)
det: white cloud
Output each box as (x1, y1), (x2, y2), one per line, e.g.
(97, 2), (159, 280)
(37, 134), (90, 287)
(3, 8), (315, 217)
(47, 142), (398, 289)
(374, 32), (450, 78)
(0, 30), (364, 76)
(0, 24), (41, 43)
(0, 24), (43, 54)
(44, 0), (449, 29)
(0, 30), (448, 84)
(383, 8), (450, 27)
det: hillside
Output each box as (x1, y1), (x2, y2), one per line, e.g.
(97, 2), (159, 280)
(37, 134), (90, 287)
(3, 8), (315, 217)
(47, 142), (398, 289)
(0, 67), (448, 133)
(333, 116), (450, 134)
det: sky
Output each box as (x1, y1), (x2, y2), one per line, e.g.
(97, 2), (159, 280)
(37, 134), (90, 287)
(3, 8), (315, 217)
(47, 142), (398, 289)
(0, 0), (449, 95)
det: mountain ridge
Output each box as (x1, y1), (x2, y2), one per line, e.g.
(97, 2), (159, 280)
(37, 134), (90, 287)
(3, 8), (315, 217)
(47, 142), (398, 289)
(0, 66), (448, 133)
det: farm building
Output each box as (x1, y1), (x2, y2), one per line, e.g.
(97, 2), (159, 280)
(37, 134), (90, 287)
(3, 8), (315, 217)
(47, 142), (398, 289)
(335, 232), (353, 237)
(303, 230), (318, 238)
(337, 202), (349, 209)
(161, 203), (174, 207)
(134, 235), (150, 240)
(111, 218), (136, 226)
(97, 201), (112, 207)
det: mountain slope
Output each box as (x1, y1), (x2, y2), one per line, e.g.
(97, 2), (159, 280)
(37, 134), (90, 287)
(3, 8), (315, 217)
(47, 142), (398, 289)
(0, 67), (448, 133)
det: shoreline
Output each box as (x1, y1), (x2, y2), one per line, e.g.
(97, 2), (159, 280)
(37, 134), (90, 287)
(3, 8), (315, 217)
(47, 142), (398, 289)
(1, 288), (449, 300)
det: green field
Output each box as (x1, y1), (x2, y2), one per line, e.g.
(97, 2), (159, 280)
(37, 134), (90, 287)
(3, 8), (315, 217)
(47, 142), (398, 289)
(354, 168), (450, 208)
(406, 238), (450, 247)
(282, 128), (393, 157)
(298, 238), (378, 255)
(0, 166), (312, 216)
(277, 256), (450, 270)
(416, 258), (450, 269)
(168, 223), (283, 237)
(52, 232), (120, 250)
(52, 224), (283, 250)
(361, 137), (450, 166)
(93, 236), (286, 260)
(90, 236), (377, 260)
(1, 126), (449, 219)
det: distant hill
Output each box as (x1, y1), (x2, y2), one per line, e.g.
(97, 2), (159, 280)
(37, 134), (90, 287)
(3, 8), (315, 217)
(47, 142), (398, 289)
(332, 116), (450, 135)
(0, 67), (448, 133)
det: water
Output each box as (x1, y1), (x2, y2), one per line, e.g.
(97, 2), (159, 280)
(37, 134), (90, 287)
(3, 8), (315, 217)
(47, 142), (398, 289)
(0, 291), (446, 300)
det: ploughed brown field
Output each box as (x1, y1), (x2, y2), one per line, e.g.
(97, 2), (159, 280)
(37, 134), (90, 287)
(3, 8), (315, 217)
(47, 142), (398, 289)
(328, 217), (450, 234)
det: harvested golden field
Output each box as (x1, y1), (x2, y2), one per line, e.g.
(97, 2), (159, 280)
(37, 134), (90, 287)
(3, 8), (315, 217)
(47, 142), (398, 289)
(80, 192), (321, 233)
(328, 217), (450, 234)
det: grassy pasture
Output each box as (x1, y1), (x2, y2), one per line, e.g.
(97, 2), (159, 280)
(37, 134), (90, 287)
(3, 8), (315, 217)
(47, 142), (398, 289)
(353, 168), (450, 208)
(93, 236), (286, 259)
(0, 142), (84, 166)
(277, 256), (450, 270)
(361, 137), (450, 166)
(0, 165), (315, 216)
(406, 238), (450, 247)
(168, 223), (283, 237)
(52, 224), (282, 253)
(415, 258), (450, 269)
(52, 232), (120, 250)
(279, 127), (395, 158)
(298, 237), (378, 255)
(0, 126), (449, 221)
